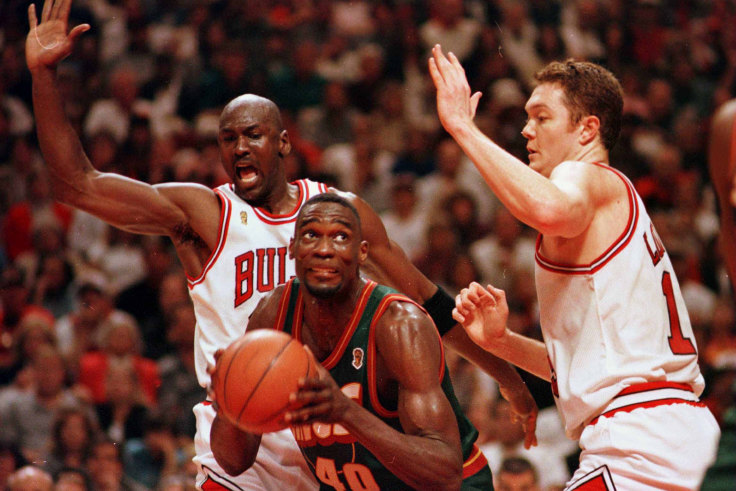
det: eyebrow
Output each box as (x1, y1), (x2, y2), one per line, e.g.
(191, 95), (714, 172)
(300, 216), (355, 230)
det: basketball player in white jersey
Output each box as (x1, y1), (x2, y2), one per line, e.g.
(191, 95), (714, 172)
(26, 3), (538, 489)
(708, 99), (736, 294)
(430, 45), (720, 489)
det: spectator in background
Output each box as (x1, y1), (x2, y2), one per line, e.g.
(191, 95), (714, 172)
(83, 64), (150, 145)
(0, 442), (26, 491)
(419, 0), (481, 63)
(495, 457), (541, 491)
(0, 345), (86, 463)
(122, 412), (183, 491)
(0, 266), (55, 385)
(54, 271), (138, 376)
(78, 315), (159, 406)
(379, 175), (429, 262)
(43, 407), (98, 477)
(6, 465), (53, 491)
(115, 237), (178, 359)
(2, 170), (73, 262)
(85, 436), (137, 491)
(157, 301), (204, 439)
(94, 362), (150, 444)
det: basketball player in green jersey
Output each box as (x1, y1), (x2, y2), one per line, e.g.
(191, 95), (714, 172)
(210, 193), (492, 490)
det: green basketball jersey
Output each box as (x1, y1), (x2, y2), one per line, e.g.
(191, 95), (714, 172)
(275, 278), (491, 490)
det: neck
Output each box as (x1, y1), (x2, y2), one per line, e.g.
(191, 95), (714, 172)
(301, 278), (366, 360)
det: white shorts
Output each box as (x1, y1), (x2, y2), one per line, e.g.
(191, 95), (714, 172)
(567, 402), (720, 490)
(193, 402), (318, 490)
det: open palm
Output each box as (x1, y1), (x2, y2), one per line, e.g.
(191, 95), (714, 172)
(26, 0), (89, 72)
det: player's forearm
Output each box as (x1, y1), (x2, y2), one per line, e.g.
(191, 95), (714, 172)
(340, 402), (462, 491)
(479, 329), (551, 382)
(31, 66), (95, 201)
(444, 324), (528, 388)
(211, 414), (261, 476)
(446, 123), (568, 233)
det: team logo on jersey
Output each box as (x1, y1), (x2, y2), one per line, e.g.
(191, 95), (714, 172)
(240, 211), (248, 225)
(352, 348), (364, 369)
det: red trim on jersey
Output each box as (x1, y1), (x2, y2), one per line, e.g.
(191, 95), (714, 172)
(200, 465), (243, 490)
(188, 188), (232, 287)
(272, 280), (295, 332)
(292, 281), (376, 370)
(462, 444), (489, 479)
(367, 292), (446, 419)
(588, 382), (703, 426)
(251, 180), (308, 225)
(616, 380), (693, 396)
(535, 163), (639, 275)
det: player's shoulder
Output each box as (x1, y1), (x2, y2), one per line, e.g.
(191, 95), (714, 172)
(374, 298), (436, 346)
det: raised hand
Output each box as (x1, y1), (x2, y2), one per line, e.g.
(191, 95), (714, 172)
(452, 282), (509, 351)
(428, 44), (482, 134)
(26, 0), (90, 72)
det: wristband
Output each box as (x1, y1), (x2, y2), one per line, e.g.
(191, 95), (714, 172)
(422, 285), (457, 337)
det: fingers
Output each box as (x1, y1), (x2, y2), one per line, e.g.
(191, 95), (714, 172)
(69, 24), (90, 42)
(41, 0), (53, 22)
(50, 0), (62, 21)
(58, 0), (73, 23)
(28, 4), (38, 29)
(470, 91), (483, 117)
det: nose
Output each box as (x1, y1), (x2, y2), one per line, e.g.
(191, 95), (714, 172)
(313, 236), (335, 257)
(521, 122), (533, 140)
(235, 136), (250, 155)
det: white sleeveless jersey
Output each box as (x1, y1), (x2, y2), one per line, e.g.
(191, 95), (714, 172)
(188, 179), (328, 388)
(534, 164), (704, 440)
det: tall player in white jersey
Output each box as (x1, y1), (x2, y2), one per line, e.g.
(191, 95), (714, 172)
(430, 46), (721, 489)
(26, 3), (539, 490)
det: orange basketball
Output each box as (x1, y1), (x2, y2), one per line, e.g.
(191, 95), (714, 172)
(212, 329), (317, 434)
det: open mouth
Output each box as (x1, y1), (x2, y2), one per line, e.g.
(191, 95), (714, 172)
(236, 165), (259, 184)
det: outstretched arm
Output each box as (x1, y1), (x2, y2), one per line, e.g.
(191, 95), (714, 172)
(287, 302), (463, 490)
(26, 0), (218, 241)
(428, 45), (594, 238)
(453, 282), (550, 382)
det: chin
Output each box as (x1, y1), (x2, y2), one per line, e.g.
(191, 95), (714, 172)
(303, 282), (342, 299)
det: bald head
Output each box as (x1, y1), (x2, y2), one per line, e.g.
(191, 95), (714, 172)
(221, 94), (284, 132)
(7, 466), (53, 491)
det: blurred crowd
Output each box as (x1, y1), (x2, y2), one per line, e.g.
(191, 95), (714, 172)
(1, 0), (736, 489)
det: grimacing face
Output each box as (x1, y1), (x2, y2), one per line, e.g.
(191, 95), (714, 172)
(290, 202), (368, 299)
(218, 97), (290, 205)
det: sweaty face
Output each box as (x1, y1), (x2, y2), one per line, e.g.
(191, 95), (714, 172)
(218, 100), (288, 204)
(291, 202), (367, 299)
(521, 84), (581, 176)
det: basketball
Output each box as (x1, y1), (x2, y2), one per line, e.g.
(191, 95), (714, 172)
(212, 329), (317, 434)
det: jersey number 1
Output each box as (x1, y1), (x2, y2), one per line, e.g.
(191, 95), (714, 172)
(662, 272), (696, 355)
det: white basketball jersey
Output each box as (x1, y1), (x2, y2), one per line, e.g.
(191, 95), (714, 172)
(188, 179), (328, 388)
(534, 164), (704, 440)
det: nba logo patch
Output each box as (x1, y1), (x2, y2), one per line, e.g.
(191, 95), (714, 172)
(240, 211), (248, 225)
(352, 348), (364, 369)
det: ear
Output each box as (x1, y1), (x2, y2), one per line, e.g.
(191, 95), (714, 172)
(288, 237), (295, 259)
(358, 240), (369, 265)
(579, 115), (600, 146)
(279, 130), (292, 158)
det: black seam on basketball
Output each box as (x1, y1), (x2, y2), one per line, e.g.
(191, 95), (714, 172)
(220, 337), (253, 414)
(236, 336), (295, 423)
(250, 349), (313, 427)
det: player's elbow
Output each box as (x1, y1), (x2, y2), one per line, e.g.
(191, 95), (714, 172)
(210, 415), (259, 476)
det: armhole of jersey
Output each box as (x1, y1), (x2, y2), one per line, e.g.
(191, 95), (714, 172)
(535, 163), (639, 274)
(187, 188), (231, 287)
(367, 294), (445, 418)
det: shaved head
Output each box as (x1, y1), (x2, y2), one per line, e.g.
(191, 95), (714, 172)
(221, 94), (284, 132)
